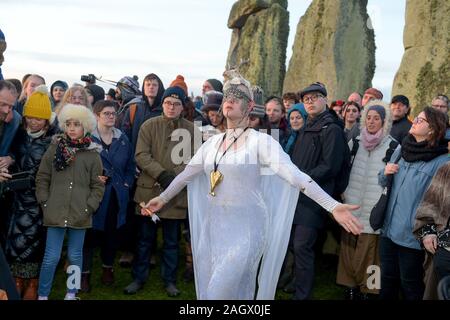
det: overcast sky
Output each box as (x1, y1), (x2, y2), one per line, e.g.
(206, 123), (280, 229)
(0, 0), (405, 99)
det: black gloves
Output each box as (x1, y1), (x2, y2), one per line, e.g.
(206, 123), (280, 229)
(157, 171), (176, 190)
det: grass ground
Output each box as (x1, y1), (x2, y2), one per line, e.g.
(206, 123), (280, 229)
(49, 249), (344, 300)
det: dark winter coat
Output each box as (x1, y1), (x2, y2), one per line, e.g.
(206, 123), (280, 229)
(390, 116), (412, 144)
(91, 128), (135, 231)
(120, 74), (165, 150)
(5, 124), (59, 263)
(290, 110), (347, 228)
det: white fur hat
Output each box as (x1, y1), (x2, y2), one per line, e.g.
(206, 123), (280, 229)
(58, 103), (97, 134)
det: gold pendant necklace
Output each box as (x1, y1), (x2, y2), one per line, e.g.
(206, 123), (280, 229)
(209, 127), (249, 196)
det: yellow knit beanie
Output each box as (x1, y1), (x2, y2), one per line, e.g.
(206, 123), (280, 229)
(23, 85), (52, 120)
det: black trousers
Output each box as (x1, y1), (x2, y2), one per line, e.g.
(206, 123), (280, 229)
(293, 224), (319, 300)
(379, 236), (424, 300)
(434, 247), (450, 281)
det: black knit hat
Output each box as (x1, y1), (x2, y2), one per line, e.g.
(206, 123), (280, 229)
(299, 82), (327, 100)
(206, 79), (223, 93)
(85, 84), (106, 105)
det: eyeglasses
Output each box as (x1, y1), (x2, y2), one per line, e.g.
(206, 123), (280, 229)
(346, 108), (359, 113)
(101, 111), (117, 118)
(163, 101), (182, 108)
(302, 94), (323, 103)
(412, 116), (428, 124)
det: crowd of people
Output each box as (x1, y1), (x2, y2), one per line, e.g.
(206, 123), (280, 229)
(0, 28), (449, 301)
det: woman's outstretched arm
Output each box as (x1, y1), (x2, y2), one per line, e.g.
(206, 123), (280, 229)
(258, 133), (363, 235)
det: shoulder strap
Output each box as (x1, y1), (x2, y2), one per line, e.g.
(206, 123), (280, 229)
(130, 104), (137, 126)
(350, 137), (359, 167)
(382, 140), (400, 164)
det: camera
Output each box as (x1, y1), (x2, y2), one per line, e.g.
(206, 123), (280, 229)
(80, 74), (96, 84)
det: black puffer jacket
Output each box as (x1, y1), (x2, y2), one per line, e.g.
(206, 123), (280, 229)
(5, 124), (59, 263)
(290, 110), (347, 228)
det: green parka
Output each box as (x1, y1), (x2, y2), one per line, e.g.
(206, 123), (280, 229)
(35, 142), (105, 229)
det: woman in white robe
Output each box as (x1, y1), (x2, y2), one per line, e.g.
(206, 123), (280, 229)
(141, 74), (362, 300)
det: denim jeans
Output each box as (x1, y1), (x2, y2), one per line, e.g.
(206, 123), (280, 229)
(379, 236), (424, 300)
(132, 215), (180, 286)
(38, 227), (86, 297)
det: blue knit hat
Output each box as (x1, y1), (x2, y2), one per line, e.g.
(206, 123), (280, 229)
(51, 80), (68, 93)
(288, 103), (308, 122)
(162, 86), (187, 107)
(367, 105), (386, 123)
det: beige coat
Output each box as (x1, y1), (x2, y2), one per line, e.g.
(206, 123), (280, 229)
(134, 115), (199, 219)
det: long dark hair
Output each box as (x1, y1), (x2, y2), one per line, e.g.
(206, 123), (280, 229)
(423, 106), (447, 147)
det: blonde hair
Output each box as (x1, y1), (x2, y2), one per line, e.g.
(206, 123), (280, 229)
(55, 86), (91, 115)
(19, 74), (45, 102)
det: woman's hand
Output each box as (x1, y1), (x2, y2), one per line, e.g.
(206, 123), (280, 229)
(0, 167), (11, 182)
(423, 234), (437, 254)
(0, 156), (13, 169)
(331, 204), (363, 235)
(384, 163), (399, 175)
(98, 175), (108, 184)
(140, 196), (165, 216)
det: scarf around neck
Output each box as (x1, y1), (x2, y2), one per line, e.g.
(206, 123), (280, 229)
(53, 134), (92, 171)
(401, 134), (448, 163)
(27, 128), (46, 139)
(360, 127), (384, 151)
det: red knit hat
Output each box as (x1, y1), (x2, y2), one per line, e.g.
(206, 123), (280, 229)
(364, 87), (383, 100)
(169, 75), (188, 96)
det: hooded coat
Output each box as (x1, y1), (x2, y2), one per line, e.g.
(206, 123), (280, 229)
(120, 73), (165, 150)
(35, 136), (105, 229)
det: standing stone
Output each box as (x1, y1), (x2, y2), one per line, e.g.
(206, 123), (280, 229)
(392, 0), (449, 116)
(226, 0), (289, 97)
(283, 0), (375, 100)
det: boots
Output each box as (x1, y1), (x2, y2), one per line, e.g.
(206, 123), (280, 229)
(14, 277), (25, 297)
(80, 273), (91, 293)
(22, 278), (38, 300)
(101, 267), (114, 286)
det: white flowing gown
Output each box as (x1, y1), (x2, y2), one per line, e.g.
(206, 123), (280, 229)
(160, 129), (339, 300)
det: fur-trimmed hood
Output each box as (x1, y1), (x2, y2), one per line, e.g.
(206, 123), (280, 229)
(57, 103), (97, 134)
(359, 99), (392, 138)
